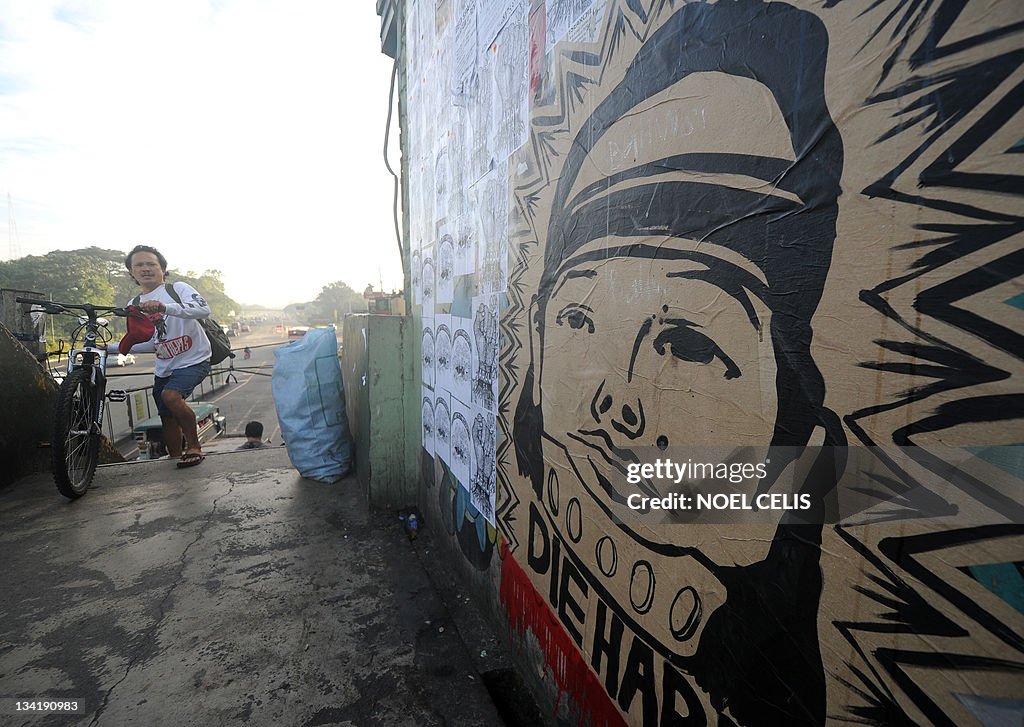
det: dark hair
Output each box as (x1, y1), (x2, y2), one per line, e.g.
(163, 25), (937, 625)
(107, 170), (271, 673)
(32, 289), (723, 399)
(245, 421), (264, 439)
(125, 245), (168, 274)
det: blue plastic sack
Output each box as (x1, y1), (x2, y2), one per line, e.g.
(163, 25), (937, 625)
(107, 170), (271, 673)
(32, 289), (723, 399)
(272, 326), (353, 483)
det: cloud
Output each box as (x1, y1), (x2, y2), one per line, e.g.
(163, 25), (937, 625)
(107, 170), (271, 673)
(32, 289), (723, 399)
(0, 0), (403, 307)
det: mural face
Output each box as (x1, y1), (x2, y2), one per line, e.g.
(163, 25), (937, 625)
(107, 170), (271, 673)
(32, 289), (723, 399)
(407, 0), (1024, 724)
(411, 247), (422, 303)
(536, 239), (792, 569)
(452, 327), (472, 402)
(539, 242), (778, 459)
(435, 395), (452, 463)
(450, 411), (471, 485)
(421, 257), (435, 309)
(421, 327), (435, 389)
(421, 396), (434, 453)
(435, 323), (452, 381)
(438, 238), (457, 307)
(508, 4), (846, 722)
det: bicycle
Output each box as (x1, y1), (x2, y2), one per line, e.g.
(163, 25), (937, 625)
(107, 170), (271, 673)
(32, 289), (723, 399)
(16, 297), (128, 499)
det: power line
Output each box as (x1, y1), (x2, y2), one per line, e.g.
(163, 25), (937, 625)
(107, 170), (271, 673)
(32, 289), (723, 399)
(384, 59), (404, 279)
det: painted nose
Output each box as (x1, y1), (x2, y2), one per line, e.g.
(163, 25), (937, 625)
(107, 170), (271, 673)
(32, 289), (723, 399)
(590, 380), (646, 440)
(612, 400), (645, 439)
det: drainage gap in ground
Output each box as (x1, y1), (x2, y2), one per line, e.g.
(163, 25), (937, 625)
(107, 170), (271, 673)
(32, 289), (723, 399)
(481, 668), (544, 727)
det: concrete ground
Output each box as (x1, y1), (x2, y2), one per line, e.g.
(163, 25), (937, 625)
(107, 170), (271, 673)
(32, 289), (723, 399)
(0, 448), (504, 726)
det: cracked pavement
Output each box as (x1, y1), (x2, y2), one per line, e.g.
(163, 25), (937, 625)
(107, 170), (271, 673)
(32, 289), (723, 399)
(0, 448), (503, 726)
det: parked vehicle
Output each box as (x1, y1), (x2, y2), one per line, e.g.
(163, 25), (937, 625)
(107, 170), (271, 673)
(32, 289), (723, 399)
(134, 402), (226, 460)
(114, 353), (136, 367)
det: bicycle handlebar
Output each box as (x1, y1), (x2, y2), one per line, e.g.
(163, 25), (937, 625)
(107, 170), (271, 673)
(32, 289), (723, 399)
(15, 297), (128, 317)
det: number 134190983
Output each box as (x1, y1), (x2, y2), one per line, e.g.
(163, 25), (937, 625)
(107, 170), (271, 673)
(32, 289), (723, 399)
(5, 699), (83, 714)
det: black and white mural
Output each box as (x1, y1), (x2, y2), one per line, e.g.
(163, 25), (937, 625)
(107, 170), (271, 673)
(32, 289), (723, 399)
(405, 0), (1023, 724)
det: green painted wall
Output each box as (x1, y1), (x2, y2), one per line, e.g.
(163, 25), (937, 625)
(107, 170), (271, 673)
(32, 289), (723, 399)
(342, 314), (418, 509)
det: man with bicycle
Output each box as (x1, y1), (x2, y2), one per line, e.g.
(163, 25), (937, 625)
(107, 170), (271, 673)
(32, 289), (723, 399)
(113, 245), (212, 468)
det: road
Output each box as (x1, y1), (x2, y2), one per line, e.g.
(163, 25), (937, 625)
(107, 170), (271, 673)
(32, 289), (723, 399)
(100, 325), (288, 457)
(0, 453), (506, 726)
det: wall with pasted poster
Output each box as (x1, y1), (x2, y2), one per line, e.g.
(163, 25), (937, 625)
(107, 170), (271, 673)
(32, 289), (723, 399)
(402, 0), (1024, 724)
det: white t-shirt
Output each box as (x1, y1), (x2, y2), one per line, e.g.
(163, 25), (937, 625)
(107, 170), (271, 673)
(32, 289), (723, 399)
(118, 282), (213, 377)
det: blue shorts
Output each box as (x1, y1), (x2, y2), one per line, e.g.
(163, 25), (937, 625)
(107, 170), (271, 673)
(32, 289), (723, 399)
(153, 361), (211, 416)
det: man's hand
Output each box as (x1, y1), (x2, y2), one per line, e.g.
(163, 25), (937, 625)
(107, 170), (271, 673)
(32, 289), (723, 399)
(139, 300), (165, 314)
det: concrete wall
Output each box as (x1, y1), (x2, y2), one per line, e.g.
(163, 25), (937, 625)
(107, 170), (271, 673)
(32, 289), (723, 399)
(0, 323), (59, 488)
(342, 314), (419, 509)
(0, 288), (46, 358)
(0, 324), (124, 490)
(400, 1), (1024, 725)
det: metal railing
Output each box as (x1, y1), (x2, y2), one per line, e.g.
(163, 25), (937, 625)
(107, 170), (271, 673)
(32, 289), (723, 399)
(56, 341), (282, 455)
(101, 366), (236, 452)
(31, 337), (284, 458)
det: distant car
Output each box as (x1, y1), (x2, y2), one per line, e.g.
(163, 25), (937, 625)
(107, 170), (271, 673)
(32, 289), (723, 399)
(240, 324), (251, 333)
(114, 353), (136, 367)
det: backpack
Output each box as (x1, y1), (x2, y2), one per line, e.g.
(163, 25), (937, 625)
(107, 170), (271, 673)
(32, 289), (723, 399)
(133, 283), (235, 365)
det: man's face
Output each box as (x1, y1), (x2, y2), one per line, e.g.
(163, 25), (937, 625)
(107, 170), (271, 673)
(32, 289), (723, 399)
(130, 252), (165, 287)
(538, 238), (778, 516)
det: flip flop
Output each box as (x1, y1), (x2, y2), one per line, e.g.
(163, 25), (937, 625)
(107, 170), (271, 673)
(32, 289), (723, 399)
(177, 452), (205, 468)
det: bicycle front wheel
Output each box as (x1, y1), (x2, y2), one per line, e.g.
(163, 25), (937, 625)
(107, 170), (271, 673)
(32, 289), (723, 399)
(53, 368), (101, 499)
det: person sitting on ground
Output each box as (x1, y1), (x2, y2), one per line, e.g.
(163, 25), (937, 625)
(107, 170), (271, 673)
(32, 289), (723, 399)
(238, 421), (268, 449)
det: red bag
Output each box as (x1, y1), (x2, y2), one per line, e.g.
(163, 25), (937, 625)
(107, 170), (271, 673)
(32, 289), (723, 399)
(119, 305), (155, 354)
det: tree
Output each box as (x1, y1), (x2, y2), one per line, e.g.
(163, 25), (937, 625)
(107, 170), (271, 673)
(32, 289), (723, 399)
(0, 248), (242, 347)
(0, 247), (134, 344)
(170, 269), (239, 321)
(311, 281), (366, 324)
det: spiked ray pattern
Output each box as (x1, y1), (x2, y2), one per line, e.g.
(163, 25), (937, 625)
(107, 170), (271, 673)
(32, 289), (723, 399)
(845, 0), (1023, 511)
(501, 0), (682, 551)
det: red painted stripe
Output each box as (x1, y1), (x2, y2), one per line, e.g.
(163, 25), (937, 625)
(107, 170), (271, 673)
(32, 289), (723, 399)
(500, 543), (627, 727)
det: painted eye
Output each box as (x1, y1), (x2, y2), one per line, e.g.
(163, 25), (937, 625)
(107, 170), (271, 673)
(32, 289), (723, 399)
(556, 304), (595, 333)
(653, 319), (742, 380)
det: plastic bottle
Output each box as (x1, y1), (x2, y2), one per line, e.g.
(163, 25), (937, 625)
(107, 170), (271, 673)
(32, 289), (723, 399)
(407, 513), (419, 540)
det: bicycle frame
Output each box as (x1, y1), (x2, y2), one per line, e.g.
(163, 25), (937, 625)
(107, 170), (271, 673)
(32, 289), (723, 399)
(67, 327), (109, 435)
(17, 297), (129, 498)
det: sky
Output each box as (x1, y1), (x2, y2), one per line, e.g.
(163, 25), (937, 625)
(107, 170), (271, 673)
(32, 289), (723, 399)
(0, 0), (404, 307)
